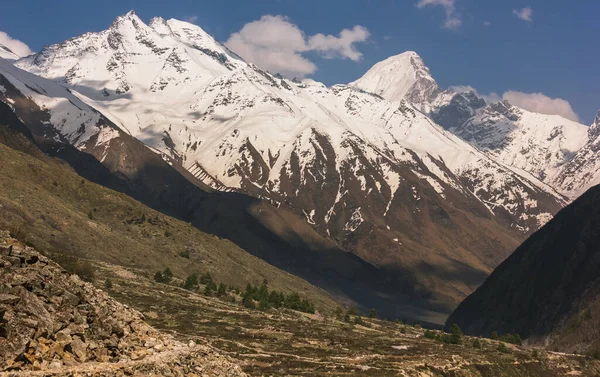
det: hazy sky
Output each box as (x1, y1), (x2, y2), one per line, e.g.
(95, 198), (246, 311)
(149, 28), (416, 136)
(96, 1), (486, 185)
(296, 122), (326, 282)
(1, 0), (598, 123)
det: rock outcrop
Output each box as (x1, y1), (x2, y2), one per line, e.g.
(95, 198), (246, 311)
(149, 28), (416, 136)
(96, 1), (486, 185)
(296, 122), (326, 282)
(0, 231), (245, 376)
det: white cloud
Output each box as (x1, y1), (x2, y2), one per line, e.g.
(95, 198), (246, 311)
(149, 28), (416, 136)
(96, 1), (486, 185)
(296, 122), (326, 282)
(184, 16), (198, 24)
(416, 0), (462, 30)
(482, 92), (501, 103)
(0, 31), (33, 57)
(224, 15), (369, 78)
(448, 85), (478, 94)
(513, 7), (533, 22)
(308, 25), (369, 61)
(483, 21), (491, 27)
(502, 91), (579, 122)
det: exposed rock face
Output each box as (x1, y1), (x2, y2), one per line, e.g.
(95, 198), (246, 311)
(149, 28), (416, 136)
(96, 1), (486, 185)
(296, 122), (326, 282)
(0, 231), (245, 376)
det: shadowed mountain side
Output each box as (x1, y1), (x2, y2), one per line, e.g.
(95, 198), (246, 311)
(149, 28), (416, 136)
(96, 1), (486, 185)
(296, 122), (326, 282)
(446, 184), (600, 352)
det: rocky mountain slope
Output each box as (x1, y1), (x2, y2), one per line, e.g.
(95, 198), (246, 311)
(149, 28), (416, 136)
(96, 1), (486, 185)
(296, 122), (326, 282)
(446, 183), (600, 354)
(550, 111), (600, 198)
(6, 11), (581, 320)
(0, 231), (246, 375)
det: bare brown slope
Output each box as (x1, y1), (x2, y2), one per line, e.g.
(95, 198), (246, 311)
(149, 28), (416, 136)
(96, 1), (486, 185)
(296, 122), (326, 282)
(446, 184), (600, 353)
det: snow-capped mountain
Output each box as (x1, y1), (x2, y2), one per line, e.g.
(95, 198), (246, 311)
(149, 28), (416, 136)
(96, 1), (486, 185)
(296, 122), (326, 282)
(348, 51), (439, 106)
(9, 11), (580, 314)
(0, 57), (120, 155)
(350, 54), (591, 192)
(550, 111), (600, 198)
(430, 95), (589, 183)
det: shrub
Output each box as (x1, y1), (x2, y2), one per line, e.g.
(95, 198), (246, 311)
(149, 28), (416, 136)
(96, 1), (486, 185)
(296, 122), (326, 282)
(104, 278), (113, 290)
(490, 331), (499, 340)
(424, 330), (437, 340)
(498, 342), (510, 353)
(154, 271), (164, 282)
(200, 272), (214, 286)
(472, 338), (482, 348)
(343, 312), (351, 323)
(161, 267), (173, 283)
(179, 250), (190, 259)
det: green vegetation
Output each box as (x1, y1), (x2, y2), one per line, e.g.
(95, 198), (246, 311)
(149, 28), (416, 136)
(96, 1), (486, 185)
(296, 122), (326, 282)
(498, 342), (511, 353)
(154, 267), (173, 283)
(500, 333), (522, 345)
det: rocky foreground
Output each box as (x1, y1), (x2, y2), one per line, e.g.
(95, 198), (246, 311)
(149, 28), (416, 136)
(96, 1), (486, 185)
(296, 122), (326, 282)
(0, 231), (245, 376)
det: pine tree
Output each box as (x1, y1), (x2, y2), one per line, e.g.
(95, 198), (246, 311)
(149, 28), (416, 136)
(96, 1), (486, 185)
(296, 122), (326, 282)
(368, 309), (377, 318)
(242, 292), (255, 309)
(217, 283), (227, 297)
(184, 273), (198, 290)
(450, 323), (463, 344)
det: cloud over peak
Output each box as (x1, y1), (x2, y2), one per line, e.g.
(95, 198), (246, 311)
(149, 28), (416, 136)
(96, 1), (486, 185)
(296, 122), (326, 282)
(0, 31), (33, 58)
(224, 15), (369, 78)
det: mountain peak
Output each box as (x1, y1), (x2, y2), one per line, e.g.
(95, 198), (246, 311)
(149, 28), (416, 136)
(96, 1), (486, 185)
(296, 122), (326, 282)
(110, 10), (146, 31)
(349, 51), (438, 104)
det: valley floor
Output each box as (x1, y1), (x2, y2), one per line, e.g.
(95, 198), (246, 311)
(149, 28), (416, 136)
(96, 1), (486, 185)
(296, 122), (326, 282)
(94, 260), (600, 377)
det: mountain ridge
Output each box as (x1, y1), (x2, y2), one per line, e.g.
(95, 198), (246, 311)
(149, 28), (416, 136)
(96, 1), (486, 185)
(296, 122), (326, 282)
(3, 10), (597, 323)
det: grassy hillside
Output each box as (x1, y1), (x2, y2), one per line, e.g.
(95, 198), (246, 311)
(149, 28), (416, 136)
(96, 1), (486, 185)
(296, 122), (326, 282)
(0, 123), (340, 312)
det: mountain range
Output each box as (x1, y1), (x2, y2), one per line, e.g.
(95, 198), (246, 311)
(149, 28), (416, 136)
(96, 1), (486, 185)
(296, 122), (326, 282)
(1, 10), (599, 324)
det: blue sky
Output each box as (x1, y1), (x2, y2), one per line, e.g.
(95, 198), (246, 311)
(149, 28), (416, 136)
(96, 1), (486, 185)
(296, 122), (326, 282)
(1, 0), (598, 123)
